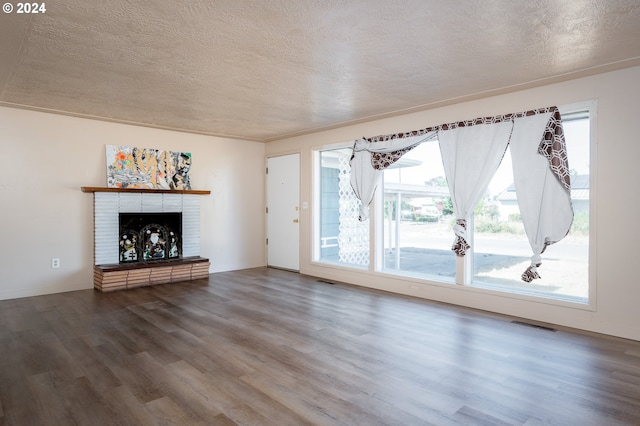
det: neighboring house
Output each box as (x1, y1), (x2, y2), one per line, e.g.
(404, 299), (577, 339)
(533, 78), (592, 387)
(497, 174), (589, 219)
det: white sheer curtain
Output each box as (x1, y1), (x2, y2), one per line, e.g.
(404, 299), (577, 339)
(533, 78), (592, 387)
(348, 106), (573, 282)
(510, 112), (574, 281)
(349, 133), (436, 220)
(438, 122), (513, 256)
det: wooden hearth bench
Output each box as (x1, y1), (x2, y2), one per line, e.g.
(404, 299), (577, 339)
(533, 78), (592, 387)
(94, 256), (210, 292)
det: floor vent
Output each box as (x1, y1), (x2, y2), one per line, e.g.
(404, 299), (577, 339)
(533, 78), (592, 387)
(511, 320), (557, 332)
(317, 280), (335, 285)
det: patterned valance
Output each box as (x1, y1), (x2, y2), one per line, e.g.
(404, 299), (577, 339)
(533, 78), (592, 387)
(368, 107), (569, 189)
(350, 106), (573, 282)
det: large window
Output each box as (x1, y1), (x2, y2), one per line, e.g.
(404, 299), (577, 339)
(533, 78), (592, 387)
(316, 148), (369, 267)
(314, 107), (591, 305)
(381, 142), (456, 281)
(472, 111), (590, 302)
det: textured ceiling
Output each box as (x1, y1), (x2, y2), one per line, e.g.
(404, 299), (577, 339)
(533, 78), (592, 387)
(1, 0), (640, 142)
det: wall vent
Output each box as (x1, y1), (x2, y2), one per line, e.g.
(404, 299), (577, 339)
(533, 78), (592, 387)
(511, 320), (557, 332)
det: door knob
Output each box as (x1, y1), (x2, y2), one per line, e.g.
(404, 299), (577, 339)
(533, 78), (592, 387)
(293, 219), (299, 223)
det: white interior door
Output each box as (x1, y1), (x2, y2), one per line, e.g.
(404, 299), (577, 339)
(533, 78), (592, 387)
(266, 154), (300, 271)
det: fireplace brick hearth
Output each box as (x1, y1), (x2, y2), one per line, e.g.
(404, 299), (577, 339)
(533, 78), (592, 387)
(93, 257), (210, 292)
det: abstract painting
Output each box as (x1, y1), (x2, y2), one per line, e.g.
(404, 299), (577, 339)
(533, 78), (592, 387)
(106, 145), (192, 190)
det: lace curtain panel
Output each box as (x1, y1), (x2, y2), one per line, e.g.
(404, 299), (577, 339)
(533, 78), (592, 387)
(349, 106), (573, 282)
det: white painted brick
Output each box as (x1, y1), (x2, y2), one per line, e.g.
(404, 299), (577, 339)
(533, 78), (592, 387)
(93, 192), (202, 265)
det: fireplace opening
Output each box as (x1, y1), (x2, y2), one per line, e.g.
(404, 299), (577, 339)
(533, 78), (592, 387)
(119, 213), (182, 264)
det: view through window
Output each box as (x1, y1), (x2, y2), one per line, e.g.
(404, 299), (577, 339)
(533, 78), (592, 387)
(316, 109), (590, 304)
(317, 148), (369, 267)
(381, 142), (456, 281)
(472, 112), (590, 301)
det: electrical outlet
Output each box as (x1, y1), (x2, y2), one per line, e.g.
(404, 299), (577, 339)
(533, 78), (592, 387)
(51, 258), (60, 269)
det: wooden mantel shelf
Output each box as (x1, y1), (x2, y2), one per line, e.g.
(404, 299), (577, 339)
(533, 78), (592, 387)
(82, 186), (210, 195)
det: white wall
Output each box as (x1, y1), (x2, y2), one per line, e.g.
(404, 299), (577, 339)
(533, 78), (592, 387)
(266, 66), (640, 341)
(0, 107), (266, 300)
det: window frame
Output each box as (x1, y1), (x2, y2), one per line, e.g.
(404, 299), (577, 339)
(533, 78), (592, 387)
(467, 105), (594, 306)
(312, 101), (596, 311)
(312, 145), (371, 270)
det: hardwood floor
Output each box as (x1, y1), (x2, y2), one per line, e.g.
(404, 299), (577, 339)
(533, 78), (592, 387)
(1, 267), (640, 425)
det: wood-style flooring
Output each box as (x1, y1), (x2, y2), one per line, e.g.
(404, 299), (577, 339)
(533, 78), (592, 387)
(1, 267), (640, 425)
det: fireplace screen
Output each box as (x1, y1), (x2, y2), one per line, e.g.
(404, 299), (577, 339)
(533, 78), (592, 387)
(119, 213), (182, 263)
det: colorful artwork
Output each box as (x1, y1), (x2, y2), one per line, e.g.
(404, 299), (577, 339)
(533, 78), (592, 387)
(106, 145), (192, 190)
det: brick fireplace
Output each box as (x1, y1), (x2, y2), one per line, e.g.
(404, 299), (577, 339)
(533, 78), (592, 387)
(83, 187), (210, 291)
